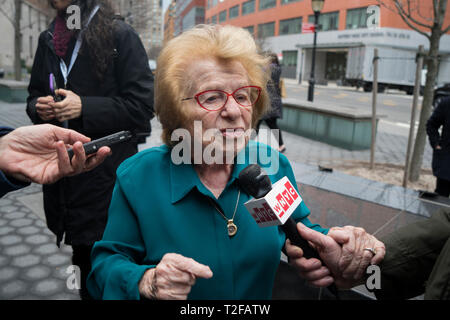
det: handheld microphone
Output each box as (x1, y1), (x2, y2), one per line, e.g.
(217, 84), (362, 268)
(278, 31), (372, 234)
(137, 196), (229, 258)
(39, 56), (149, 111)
(238, 164), (339, 297)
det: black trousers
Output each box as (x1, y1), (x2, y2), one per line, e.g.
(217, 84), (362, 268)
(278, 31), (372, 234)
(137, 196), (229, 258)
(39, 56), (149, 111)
(72, 244), (94, 300)
(256, 118), (284, 146)
(436, 177), (450, 197)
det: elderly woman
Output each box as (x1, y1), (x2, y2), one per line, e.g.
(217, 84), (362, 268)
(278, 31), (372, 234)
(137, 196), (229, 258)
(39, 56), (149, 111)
(86, 25), (384, 300)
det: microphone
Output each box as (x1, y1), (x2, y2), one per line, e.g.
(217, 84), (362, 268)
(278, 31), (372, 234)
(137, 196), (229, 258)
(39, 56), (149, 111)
(238, 164), (339, 297)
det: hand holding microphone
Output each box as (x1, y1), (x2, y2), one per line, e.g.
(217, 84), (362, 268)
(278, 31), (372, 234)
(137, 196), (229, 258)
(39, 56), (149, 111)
(238, 164), (339, 296)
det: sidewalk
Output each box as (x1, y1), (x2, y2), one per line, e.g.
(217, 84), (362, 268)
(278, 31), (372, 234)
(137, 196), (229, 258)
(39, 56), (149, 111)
(0, 100), (433, 299)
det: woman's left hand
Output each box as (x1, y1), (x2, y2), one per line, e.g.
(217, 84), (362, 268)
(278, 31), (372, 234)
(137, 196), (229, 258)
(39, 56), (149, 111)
(50, 89), (83, 122)
(327, 226), (385, 281)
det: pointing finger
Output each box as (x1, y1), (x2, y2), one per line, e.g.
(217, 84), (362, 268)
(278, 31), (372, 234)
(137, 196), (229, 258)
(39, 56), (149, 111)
(172, 255), (213, 279)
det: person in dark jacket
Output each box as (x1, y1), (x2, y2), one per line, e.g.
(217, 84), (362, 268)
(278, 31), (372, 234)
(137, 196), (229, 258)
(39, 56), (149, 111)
(427, 96), (450, 197)
(256, 53), (285, 153)
(26, 0), (154, 299)
(287, 208), (450, 299)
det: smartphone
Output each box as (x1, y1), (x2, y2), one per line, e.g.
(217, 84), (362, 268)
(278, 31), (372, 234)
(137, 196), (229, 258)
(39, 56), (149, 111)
(67, 131), (133, 161)
(49, 73), (63, 102)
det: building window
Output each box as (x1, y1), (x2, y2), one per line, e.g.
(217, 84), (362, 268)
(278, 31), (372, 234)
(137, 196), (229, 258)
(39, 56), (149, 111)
(212, 0), (218, 7)
(211, 15), (217, 24)
(308, 11), (339, 31)
(219, 10), (227, 22)
(279, 17), (302, 35)
(242, 0), (255, 15)
(346, 7), (368, 29)
(258, 22), (275, 38)
(281, 0), (300, 4)
(259, 0), (276, 11)
(244, 25), (255, 37)
(229, 5), (239, 19)
(281, 50), (298, 79)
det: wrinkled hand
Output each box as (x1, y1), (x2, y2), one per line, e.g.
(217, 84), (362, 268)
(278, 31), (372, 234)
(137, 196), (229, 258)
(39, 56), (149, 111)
(36, 96), (56, 121)
(139, 253), (213, 300)
(327, 226), (385, 281)
(285, 223), (380, 289)
(0, 124), (111, 184)
(50, 89), (82, 122)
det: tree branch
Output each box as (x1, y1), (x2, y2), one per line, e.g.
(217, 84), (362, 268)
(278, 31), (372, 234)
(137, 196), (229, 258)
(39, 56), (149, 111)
(0, 5), (14, 25)
(396, 10), (431, 39)
(416, 0), (434, 23)
(394, 0), (434, 29)
(433, 0), (439, 19)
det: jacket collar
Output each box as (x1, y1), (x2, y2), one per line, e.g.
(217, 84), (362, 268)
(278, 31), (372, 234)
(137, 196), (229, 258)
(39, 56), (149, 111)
(45, 20), (57, 56)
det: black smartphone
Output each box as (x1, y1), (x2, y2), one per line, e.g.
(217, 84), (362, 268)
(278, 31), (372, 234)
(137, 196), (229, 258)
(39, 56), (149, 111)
(49, 73), (63, 102)
(67, 131), (133, 161)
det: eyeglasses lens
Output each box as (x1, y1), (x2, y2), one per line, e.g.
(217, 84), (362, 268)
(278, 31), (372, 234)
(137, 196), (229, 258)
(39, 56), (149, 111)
(197, 87), (259, 111)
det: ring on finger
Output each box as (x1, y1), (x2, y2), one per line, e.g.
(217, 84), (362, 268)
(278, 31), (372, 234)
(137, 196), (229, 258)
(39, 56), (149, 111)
(363, 247), (376, 256)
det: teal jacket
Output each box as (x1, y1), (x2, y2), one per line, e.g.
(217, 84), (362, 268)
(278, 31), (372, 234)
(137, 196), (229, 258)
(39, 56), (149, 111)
(87, 141), (328, 299)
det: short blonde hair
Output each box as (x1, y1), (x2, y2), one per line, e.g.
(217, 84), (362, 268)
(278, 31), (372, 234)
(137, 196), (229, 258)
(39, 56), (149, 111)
(155, 24), (270, 146)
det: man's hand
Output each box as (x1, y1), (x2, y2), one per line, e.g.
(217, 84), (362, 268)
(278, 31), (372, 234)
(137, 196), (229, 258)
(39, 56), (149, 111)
(139, 253), (213, 300)
(50, 89), (82, 122)
(36, 96), (56, 121)
(0, 124), (111, 184)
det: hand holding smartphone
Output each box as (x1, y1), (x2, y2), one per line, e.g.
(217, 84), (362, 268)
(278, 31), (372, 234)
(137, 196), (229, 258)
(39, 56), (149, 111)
(67, 131), (133, 161)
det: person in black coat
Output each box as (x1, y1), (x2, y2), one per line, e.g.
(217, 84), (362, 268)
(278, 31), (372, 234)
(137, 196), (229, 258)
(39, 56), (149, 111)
(256, 53), (285, 153)
(427, 96), (450, 197)
(26, 0), (154, 299)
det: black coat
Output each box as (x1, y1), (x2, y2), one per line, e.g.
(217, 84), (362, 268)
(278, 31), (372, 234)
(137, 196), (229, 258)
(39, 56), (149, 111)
(26, 19), (154, 246)
(263, 63), (283, 120)
(427, 96), (450, 181)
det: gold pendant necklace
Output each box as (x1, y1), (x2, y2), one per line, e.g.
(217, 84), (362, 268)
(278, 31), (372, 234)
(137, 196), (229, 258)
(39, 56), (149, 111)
(210, 190), (241, 237)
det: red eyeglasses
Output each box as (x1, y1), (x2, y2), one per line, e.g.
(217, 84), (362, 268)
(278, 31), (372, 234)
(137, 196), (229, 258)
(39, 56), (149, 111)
(181, 85), (262, 111)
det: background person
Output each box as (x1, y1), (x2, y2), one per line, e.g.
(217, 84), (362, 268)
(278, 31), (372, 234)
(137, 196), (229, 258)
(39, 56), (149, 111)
(427, 96), (450, 197)
(0, 124), (110, 198)
(256, 53), (286, 153)
(26, 0), (154, 299)
(287, 208), (450, 300)
(86, 25), (384, 300)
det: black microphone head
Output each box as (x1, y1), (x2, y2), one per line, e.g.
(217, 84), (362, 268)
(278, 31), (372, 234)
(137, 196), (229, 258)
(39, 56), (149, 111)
(238, 164), (272, 198)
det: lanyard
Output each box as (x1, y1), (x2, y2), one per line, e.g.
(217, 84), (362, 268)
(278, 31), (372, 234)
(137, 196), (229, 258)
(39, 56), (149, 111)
(59, 5), (100, 87)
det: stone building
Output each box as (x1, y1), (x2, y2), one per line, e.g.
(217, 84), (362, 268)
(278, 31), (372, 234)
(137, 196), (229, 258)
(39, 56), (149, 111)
(115, 0), (164, 56)
(0, 0), (53, 76)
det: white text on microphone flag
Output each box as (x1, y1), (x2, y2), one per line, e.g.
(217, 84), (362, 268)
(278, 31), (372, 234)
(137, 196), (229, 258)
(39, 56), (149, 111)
(244, 177), (303, 227)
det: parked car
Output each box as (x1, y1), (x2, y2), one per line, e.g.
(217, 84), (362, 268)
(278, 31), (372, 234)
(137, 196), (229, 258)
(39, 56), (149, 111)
(0, 68), (4, 78)
(433, 83), (450, 108)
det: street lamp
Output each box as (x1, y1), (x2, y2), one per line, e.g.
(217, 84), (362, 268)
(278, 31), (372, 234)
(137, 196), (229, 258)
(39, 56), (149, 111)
(307, 0), (324, 102)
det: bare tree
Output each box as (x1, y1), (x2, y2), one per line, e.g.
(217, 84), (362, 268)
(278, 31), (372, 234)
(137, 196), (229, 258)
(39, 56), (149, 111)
(0, 0), (22, 81)
(378, 0), (450, 182)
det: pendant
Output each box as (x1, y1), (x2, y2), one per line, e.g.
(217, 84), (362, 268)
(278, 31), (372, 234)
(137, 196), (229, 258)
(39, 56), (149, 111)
(227, 220), (237, 237)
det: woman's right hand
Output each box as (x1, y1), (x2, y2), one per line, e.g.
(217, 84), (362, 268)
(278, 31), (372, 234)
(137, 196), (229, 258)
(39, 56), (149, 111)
(139, 253), (213, 300)
(36, 96), (56, 121)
